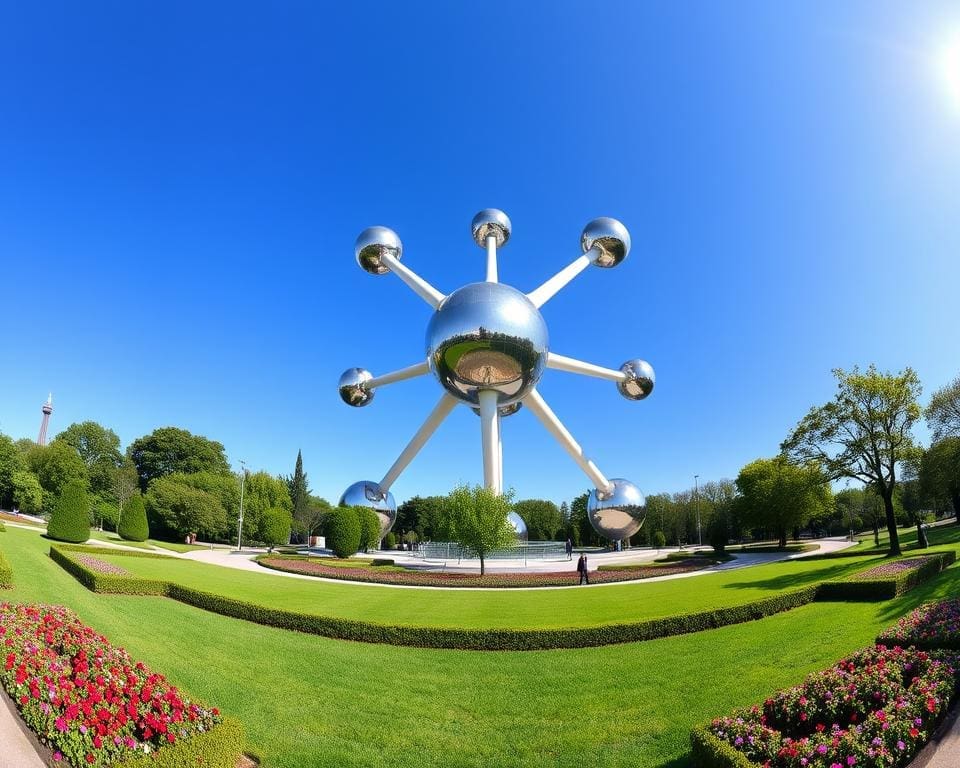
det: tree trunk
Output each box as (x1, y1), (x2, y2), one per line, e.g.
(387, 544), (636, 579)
(882, 490), (901, 556)
(916, 521), (929, 549)
(480, 555), (485, 576)
(778, 530), (787, 549)
(872, 522), (880, 548)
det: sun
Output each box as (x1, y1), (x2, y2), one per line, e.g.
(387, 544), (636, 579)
(936, 31), (960, 114)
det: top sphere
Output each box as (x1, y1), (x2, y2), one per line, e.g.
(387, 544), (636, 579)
(355, 226), (402, 275)
(471, 209), (512, 248)
(618, 359), (655, 400)
(581, 217), (630, 268)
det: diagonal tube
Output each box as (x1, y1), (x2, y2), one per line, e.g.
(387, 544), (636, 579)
(379, 393), (459, 492)
(546, 353), (628, 383)
(367, 361), (430, 390)
(525, 389), (613, 493)
(379, 252), (445, 309)
(526, 247), (601, 309)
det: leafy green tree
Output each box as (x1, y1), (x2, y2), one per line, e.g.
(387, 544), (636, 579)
(395, 495), (450, 541)
(56, 421), (123, 499)
(145, 476), (227, 540)
(118, 493), (149, 542)
(513, 499), (563, 541)
(11, 470), (43, 514)
(25, 441), (88, 509)
(128, 427), (230, 491)
(241, 472), (292, 543)
(260, 507), (292, 552)
(735, 456), (832, 549)
(0, 433), (26, 510)
(327, 507), (361, 557)
(173, 471), (240, 519)
(782, 365), (921, 556)
(47, 479), (91, 543)
(285, 451), (311, 542)
(356, 507), (381, 552)
(926, 376), (960, 442)
(298, 495), (332, 544)
(920, 437), (960, 522)
(446, 485), (516, 575)
(651, 529), (666, 550)
(568, 492), (594, 546)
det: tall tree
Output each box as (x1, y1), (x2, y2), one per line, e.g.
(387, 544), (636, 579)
(145, 476), (228, 540)
(735, 456), (832, 549)
(782, 366), (921, 556)
(56, 421), (124, 499)
(513, 499), (562, 541)
(128, 427), (230, 491)
(24, 441), (88, 509)
(920, 437), (960, 522)
(447, 485), (516, 575)
(285, 450), (310, 542)
(0, 433), (25, 510)
(926, 375), (960, 442)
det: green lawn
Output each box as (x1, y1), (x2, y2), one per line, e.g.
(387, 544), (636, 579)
(2, 524), (957, 767)
(83, 546), (887, 630)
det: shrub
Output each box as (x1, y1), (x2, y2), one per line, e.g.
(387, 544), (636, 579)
(46, 478), (91, 543)
(652, 530), (666, 549)
(0, 520), (5, 532)
(122, 716), (245, 768)
(357, 506), (381, 552)
(383, 532), (397, 549)
(707, 512), (730, 554)
(260, 506), (292, 551)
(877, 598), (960, 651)
(93, 499), (119, 530)
(327, 507), (361, 557)
(118, 493), (149, 542)
(0, 551), (11, 588)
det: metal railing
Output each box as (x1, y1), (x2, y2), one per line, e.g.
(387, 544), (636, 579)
(417, 541), (567, 564)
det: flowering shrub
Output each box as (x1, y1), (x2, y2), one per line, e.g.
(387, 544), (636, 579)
(0, 603), (222, 767)
(878, 599), (960, 651)
(72, 555), (131, 577)
(817, 552), (955, 601)
(257, 555), (713, 587)
(848, 558), (931, 581)
(695, 644), (959, 768)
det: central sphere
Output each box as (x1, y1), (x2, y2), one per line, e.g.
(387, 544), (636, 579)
(426, 282), (548, 406)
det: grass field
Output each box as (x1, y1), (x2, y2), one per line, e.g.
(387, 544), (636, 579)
(3, 524), (959, 767)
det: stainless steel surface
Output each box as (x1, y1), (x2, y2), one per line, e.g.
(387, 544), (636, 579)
(617, 359), (655, 400)
(580, 217), (630, 268)
(507, 510), (528, 542)
(426, 282), (548, 406)
(338, 367), (374, 407)
(338, 480), (397, 537)
(471, 208), (512, 248)
(588, 478), (646, 540)
(470, 401), (523, 417)
(355, 226), (402, 275)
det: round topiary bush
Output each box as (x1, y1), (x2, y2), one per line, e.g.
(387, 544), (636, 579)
(383, 531), (397, 550)
(119, 494), (149, 542)
(327, 507), (361, 558)
(261, 507), (292, 552)
(357, 507), (381, 552)
(47, 479), (91, 544)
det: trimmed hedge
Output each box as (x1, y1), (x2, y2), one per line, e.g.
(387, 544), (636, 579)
(51, 544), (820, 650)
(690, 726), (756, 768)
(327, 507), (361, 557)
(47, 478), (91, 543)
(817, 551), (955, 601)
(0, 551), (11, 588)
(119, 493), (149, 542)
(121, 715), (246, 768)
(0, 520), (6, 531)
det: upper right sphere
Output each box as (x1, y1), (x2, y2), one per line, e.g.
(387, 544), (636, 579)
(581, 217), (631, 268)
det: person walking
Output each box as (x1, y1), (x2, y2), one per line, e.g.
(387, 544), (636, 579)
(565, 538), (573, 560)
(576, 553), (589, 585)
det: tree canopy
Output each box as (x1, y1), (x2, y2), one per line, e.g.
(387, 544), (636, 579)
(446, 485), (516, 575)
(25, 441), (88, 509)
(56, 421), (123, 498)
(128, 427), (230, 491)
(920, 437), (960, 522)
(513, 499), (563, 541)
(926, 375), (960, 442)
(145, 475), (228, 540)
(782, 365), (921, 555)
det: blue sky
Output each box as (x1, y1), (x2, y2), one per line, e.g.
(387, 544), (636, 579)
(1, 2), (958, 506)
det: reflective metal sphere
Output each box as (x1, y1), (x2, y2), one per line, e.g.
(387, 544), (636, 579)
(588, 478), (646, 541)
(355, 226), (402, 275)
(338, 480), (397, 538)
(507, 511), (528, 542)
(471, 209), (512, 248)
(426, 282), (548, 406)
(470, 401), (523, 418)
(338, 368), (374, 407)
(581, 217), (630, 268)
(617, 359), (655, 401)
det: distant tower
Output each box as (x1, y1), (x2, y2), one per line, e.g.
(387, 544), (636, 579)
(37, 393), (53, 446)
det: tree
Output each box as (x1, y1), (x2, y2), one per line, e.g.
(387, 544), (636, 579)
(145, 476), (227, 540)
(25, 441), (88, 509)
(920, 437), (960, 522)
(356, 507), (381, 552)
(241, 472), (293, 544)
(297, 495), (331, 544)
(395, 495), (450, 541)
(652, 529), (666, 550)
(782, 366), (921, 556)
(260, 507), (292, 552)
(47, 479), (91, 543)
(327, 507), (361, 558)
(10, 470), (43, 514)
(119, 493), (149, 542)
(513, 499), (563, 541)
(735, 456), (832, 549)
(0, 433), (26, 510)
(446, 485), (516, 575)
(56, 421), (123, 498)
(926, 376), (960, 442)
(111, 461), (139, 530)
(568, 492), (595, 547)
(285, 451), (311, 542)
(128, 427), (230, 491)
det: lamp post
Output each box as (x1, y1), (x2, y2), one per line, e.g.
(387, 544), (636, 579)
(237, 460), (247, 551)
(694, 474), (701, 547)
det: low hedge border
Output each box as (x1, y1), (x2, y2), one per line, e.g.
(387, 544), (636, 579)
(51, 543), (821, 650)
(690, 726), (756, 768)
(121, 715), (246, 768)
(817, 551), (955, 601)
(0, 551), (12, 588)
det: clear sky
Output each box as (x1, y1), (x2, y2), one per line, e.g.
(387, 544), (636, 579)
(1, 2), (958, 507)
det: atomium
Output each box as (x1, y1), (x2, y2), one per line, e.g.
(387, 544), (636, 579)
(507, 511), (528, 542)
(338, 210), (655, 542)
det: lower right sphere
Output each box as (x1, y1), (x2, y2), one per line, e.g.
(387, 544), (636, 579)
(588, 478), (646, 541)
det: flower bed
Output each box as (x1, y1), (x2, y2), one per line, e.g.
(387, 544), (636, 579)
(72, 555), (131, 577)
(256, 555), (714, 587)
(877, 598), (960, 651)
(0, 602), (240, 767)
(816, 552), (955, 601)
(691, 644), (960, 768)
(848, 558), (931, 581)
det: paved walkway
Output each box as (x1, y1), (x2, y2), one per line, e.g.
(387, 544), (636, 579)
(0, 692), (46, 768)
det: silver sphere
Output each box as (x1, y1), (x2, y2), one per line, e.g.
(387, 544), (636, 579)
(338, 368), (374, 407)
(581, 217), (630, 268)
(426, 282), (548, 406)
(338, 480), (397, 538)
(507, 511), (528, 542)
(470, 401), (523, 418)
(471, 209), (512, 248)
(617, 359), (655, 401)
(355, 226), (402, 275)
(588, 478), (646, 541)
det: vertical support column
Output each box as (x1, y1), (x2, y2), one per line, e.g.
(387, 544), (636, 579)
(497, 427), (504, 492)
(485, 234), (498, 283)
(478, 389), (502, 494)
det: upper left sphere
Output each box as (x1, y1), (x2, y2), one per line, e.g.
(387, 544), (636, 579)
(355, 226), (402, 275)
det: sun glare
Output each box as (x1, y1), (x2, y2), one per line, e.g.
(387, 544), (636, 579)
(937, 31), (960, 114)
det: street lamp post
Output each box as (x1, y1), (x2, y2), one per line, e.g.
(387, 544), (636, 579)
(237, 460), (247, 551)
(694, 474), (701, 547)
